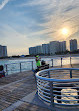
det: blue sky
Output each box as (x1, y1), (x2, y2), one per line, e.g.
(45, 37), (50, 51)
(0, 0), (79, 55)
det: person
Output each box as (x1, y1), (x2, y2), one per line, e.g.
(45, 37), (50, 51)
(34, 59), (49, 73)
(0, 65), (5, 78)
(35, 55), (41, 67)
(33, 58), (49, 81)
(40, 60), (49, 70)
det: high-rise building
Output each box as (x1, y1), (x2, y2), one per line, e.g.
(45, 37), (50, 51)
(29, 47), (36, 55)
(70, 39), (77, 52)
(59, 41), (66, 52)
(29, 40), (67, 55)
(0, 45), (7, 57)
(29, 46), (42, 55)
(0, 45), (2, 57)
(2, 46), (7, 57)
(35, 45), (43, 55)
(49, 41), (60, 55)
(42, 44), (50, 55)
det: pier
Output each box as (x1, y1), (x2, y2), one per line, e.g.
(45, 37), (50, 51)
(0, 70), (50, 111)
(0, 64), (79, 111)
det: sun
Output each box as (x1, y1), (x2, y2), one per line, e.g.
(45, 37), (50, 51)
(61, 28), (69, 35)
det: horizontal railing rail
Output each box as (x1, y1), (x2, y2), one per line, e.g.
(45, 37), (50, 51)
(36, 68), (79, 107)
(2, 56), (79, 75)
(4, 61), (34, 75)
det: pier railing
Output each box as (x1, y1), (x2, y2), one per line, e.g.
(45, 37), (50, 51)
(4, 57), (78, 75)
(36, 68), (79, 107)
(4, 61), (34, 75)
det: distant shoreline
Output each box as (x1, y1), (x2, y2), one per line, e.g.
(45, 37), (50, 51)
(0, 53), (79, 61)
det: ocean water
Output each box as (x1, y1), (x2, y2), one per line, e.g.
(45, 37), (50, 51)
(0, 56), (79, 75)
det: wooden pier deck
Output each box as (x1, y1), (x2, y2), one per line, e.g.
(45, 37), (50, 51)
(0, 64), (79, 111)
(0, 70), (50, 111)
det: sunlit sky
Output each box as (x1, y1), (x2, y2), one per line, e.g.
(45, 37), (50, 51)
(0, 0), (79, 56)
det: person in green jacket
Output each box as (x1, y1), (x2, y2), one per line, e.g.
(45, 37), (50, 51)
(35, 55), (41, 67)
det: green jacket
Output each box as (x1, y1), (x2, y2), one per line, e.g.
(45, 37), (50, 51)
(36, 60), (41, 67)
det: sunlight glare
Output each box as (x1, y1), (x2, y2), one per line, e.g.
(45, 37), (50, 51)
(62, 28), (69, 35)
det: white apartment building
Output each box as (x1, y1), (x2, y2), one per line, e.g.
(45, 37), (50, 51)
(2, 46), (7, 57)
(29, 47), (36, 55)
(29, 47), (34, 55)
(42, 44), (50, 55)
(35, 45), (43, 55)
(0, 45), (7, 57)
(29, 46), (43, 55)
(59, 41), (66, 52)
(29, 41), (67, 55)
(0, 45), (2, 57)
(70, 39), (77, 52)
(49, 41), (60, 55)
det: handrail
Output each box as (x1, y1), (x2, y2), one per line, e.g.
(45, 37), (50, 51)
(36, 68), (79, 107)
(4, 61), (33, 65)
(3, 56), (79, 75)
(36, 68), (79, 82)
(4, 61), (34, 75)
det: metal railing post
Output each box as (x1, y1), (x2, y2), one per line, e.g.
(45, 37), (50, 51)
(70, 57), (72, 67)
(61, 57), (62, 67)
(51, 59), (53, 67)
(48, 71), (50, 78)
(5, 64), (8, 75)
(70, 69), (72, 78)
(32, 61), (33, 70)
(20, 63), (21, 72)
(49, 81), (54, 109)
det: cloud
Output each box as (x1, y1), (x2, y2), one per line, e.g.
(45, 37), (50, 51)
(0, 24), (47, 55)
(63, 5), (78, 13)
(0, 0), (10, 10)
(7, 0), (79, 39)
(0, 24), (29, 55)
(19, 0), (51, 7)
(0, 0), (79, 55)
